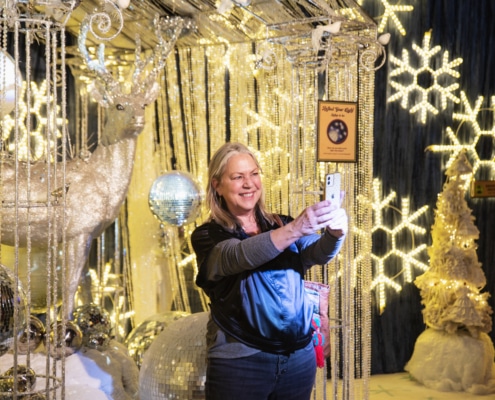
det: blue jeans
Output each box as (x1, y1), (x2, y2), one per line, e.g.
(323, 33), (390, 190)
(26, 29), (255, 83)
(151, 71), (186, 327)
(205, 342), (316, 400)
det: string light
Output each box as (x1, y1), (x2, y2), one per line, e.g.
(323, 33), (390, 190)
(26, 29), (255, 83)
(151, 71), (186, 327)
(427, 91), (495, 181)
(377, 0), (414, 36)
(356, 179), (429, 313)
(2, 80), (65, 161)
(356, 0), (414, 36)
(388, 31), (463, 124)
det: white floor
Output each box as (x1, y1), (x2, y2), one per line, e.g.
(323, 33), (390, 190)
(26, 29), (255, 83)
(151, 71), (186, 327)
(367, 372), (495, 399)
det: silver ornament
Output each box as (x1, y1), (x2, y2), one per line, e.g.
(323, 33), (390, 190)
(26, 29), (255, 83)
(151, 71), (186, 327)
(17, 315), (46, 354)
(2, 365), (36, 392)
(45, 320), (83, 359)
(149, 171), (204, 226)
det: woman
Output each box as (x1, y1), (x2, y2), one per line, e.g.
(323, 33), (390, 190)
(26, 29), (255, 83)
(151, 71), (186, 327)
(191, 142), (347, 400)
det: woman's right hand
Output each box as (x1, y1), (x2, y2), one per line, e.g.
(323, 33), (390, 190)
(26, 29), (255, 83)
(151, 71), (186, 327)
(291, 199), (338, 236)
(270, 199), (342, 251)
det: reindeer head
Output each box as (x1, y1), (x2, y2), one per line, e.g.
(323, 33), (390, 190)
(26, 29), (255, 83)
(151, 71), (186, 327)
(78, 15), (191, 145)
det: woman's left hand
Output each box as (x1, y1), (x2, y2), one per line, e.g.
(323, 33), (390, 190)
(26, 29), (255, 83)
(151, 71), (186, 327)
(325, 207), (348, 238)
(325, 191), (348, 238)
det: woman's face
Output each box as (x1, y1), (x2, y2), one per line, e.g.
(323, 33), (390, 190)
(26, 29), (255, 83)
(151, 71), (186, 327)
(213, 153), (262, 217)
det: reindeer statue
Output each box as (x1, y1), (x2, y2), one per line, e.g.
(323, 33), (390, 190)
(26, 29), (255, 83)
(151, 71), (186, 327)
(0, 15), (189, 317)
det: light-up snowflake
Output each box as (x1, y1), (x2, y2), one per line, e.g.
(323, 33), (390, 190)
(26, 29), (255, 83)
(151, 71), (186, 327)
(388, 31), (463, 124)
(357, 0), (414, 36)
(427, 91), (495, 181)
(355, 179), (429, 313)
(1, 80), (65, 161)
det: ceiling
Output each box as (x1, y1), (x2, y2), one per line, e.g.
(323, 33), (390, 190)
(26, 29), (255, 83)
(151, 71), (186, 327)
(61, 0), (377, 53)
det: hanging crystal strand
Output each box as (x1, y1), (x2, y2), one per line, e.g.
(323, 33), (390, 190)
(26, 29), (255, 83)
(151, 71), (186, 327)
(59, 27), (68, 399)
(113, 219), (122, 341)
(119, 208), (136, 330)
(45, 22), (58, 398)
(289, 64), (300, 217)
(172, 231), (189, 312)
(356, 49), (375, 400)
(13, 18), (23, 398)
(206, 44), (228, 156)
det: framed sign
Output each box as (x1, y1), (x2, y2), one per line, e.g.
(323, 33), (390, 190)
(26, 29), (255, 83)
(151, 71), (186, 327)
(317, 100), (358, 162)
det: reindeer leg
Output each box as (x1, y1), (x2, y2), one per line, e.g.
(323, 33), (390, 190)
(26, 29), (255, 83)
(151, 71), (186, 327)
(65, 234), (93, 319)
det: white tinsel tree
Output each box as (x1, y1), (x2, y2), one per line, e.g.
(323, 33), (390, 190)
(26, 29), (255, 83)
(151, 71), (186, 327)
(405, 150), (495, 394)
(415, 150), (492, 337)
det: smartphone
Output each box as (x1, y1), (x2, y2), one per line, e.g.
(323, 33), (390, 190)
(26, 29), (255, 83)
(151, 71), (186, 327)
(325, 172), (341, 206)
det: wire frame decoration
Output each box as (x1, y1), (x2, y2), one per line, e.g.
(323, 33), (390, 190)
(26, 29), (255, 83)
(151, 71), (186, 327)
(150, 1), (382, 399)
(0, 0), (79, 398)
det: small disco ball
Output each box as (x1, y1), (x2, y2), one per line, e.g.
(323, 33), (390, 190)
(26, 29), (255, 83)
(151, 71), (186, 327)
(125, 311), (190, 368)
(0, 264), (27, 356)
(148, 171), (203, 227)
(72, 303), (111, 345)
(86, 331), (110, 351)
(17, 315), (46, 354)
(139, 311), (208, 399)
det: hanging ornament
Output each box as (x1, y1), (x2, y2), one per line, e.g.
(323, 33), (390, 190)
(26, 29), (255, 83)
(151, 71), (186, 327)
(17, 315), (46, 354)
(45, 320), (83, 359)
(149, 171), (204, 227)
(2, 365), (37, 392)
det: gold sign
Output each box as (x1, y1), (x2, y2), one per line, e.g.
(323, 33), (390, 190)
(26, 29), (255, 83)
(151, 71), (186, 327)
(470, 180), (495, 198)
(317, 100), (358, 163)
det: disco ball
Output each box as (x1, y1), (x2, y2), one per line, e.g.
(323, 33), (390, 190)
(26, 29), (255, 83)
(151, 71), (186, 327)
(139, 311), (208, 399)
(149, 171), (204, 226)
(72, 303), (111, 347)
(0, 264), (27, 356)
(125, 311), (190, 368)
(86, 331), (111, 351)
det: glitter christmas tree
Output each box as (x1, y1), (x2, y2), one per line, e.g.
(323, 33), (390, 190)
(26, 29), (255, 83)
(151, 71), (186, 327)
(405, 150), (495, 394)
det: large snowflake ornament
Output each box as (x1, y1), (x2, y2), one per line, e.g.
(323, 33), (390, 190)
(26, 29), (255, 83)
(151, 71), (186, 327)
(427, 91), (495, 181)
(355, 179), (429, 313)
(388, 31), (463, 124)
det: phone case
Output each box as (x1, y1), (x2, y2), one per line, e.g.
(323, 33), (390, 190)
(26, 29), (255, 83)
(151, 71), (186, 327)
(325, 172), (341, 205)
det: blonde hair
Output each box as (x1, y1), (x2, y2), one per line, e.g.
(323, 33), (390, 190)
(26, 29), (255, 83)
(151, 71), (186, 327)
(206, 142), (276, 230)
